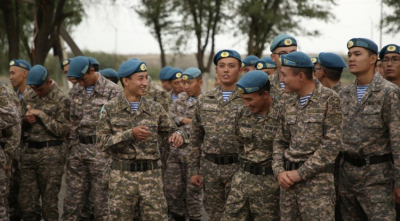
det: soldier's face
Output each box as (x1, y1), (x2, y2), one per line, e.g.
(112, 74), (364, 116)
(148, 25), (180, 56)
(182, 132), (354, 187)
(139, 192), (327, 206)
(170, 79), (184, 94)
(184, 79), (203, 97)
(161, 80), (172, 92)
(240, 91), (270, 115)
(382, 53), (400, 82)
(261, 68), (276, 76)
(214, 75), (221, 87)
(9, 66), (28, 87)
(64, 65), (77, 84)
(347, 47), (377, 75)
(242, 66), (256, 75)
(280, 66), (301, 93)
(215, 58), (240, 86)
(313, 64), (322, 80)
(124, 72), (149, 96)
(271, 46), (297, 70)
(31, 79), (52, 97)
(77, 68), (97, 87)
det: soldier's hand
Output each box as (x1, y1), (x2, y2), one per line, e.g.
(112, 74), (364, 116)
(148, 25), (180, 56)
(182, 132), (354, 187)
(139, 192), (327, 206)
(132, 126), (151, 140)
(278, 171), (294, 189)
(286, 170), (302, 183)
(24, 113), (36, 124)
(28, 108), (42, 116)
(190, 175), (203, 187)
(181, 118), (192, 125)
(393, 188), (400, 203)
(169, 133), (183, 148)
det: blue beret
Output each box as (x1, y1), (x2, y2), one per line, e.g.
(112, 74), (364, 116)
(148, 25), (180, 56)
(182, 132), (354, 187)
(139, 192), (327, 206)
(27, 65), (48, 86)
(183, 68), (201, 80)
(319, 52), (347, 70)
(347, 38), (378, 54)
(159, 66), (173, 80)
(166, 68), (183, 81)
(255, 57), (277, 70)
(117, 59), (147, 78)
(9, 59), (31, 70)
(61, 58), (71, 70)
(213, 49), (241, 65)
(270, 34), (297, 52)
(379, 44), (400, 60)
(280, 51), (313, 68)
(88, 57), (99, 66)
(242, 55), (259, 67)
(236, 70), (269, 94)
(311, 57), (319, 65)
(100, 68), (118, 78)
(66, 56), (90, 79)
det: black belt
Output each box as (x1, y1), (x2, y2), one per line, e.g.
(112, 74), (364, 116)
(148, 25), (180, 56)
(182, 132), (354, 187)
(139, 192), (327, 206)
(285, 160), (333, 173)
(243, 163), (273, 176)
(343, 153), (393, 167)
(27, 140), (63, 149)
(111, 160), (160, 172)
(0, 142), (4, 149)
(204, 154), (239, 165)
(79, 135), (96, 144)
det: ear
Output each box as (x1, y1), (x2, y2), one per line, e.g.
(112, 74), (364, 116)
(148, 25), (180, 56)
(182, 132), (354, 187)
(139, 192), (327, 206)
(371, 54), (378, 65)
(90, 68), (95, 75)
(122, 77), (129, 86)
(23, 70), (28, 78)
(271, 53), (276, 62)
(199, 79), (204, 87)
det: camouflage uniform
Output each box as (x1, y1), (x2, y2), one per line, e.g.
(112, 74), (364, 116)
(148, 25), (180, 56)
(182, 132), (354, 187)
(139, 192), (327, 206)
(269, 71), (284, 99)
(221, 100), (281, 221)
(0, 83), (21, 221)
(96, 95), (182, 220)
(339, 73), (400, 221)
(187, 86), (244, 220)
(165, 92), (203, 220)
(332, 81), (343, 93)
(62, 74), (122, 221)
(273, 80), (342, 221)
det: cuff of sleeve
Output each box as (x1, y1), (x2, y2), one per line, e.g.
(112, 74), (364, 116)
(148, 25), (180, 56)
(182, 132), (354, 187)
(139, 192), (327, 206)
(37, 111), (48, 121)
(274, 167), (285, 179)
(176, 116), (184, 125)
(297, 166), (311, 181)
(122, 129), (135, 141)
(188, 167), (200, 178)
(395, 180), (400, 189)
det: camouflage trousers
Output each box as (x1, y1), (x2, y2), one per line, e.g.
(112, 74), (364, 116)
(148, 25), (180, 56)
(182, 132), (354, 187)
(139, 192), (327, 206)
(164, 146), (203, 219)
(0, 163), (8, 221)
(200, 155), (239, 221)
(220, 168), (280, 221)
(62, 143), (109, 221)
(339, 160), (395, 221)
(280, 172), (335, 221)
(18, 145), (65, 221)
(107, 163), (168, 220)
(7, 159), (20, 220)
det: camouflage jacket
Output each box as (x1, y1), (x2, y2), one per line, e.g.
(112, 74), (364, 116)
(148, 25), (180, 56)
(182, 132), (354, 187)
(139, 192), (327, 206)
(273, 80), (342, 180)
(145, 77), (171, 112)
(187, 86), (245, 176)
(22, 81), (70, 143)
(339, 73), (400, 188)
(69, 74), (122, 143)
(332, 81), (343, 93)
(169, 92), (201, 138)
(269, 71), (285, 100)
(96, 94), (183, 161)
(237, 99), (281, 165)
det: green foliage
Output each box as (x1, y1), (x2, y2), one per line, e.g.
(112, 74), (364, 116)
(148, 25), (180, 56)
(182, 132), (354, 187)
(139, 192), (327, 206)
(383, 0), (400, 33)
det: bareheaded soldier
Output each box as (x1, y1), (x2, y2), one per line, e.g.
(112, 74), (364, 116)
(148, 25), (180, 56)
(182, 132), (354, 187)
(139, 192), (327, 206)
(96, 59), (184, 220)
(254, 56), (277, 76)
(272, 51), (342, 220)
(339, 38), (400, 220)
(19, 65), (70, 221)
(188, 49), (245, 220)
(241, 55), (259, 74)
(221, 70), (280, 221)
(314, 52), (347, 93)
(166, 67), (204, 221)
(380, 44), (400, 87)
(62, 56), (122, 221)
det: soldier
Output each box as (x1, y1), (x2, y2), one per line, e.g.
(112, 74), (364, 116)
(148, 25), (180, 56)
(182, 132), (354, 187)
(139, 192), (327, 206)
(272, 51), (342, 220)
(19, 65), (70, 221)
(165, 68), (184, 101)
(269, 34), (297, 100)
(9, 59), (32, 101)
(314, 52), (347, 93)
(61, 58), (78, 85)
(380, 44), (400, 86)
(376, 55), (385, 78)
(0, 82), (20, 221)
(188, 49), (244, 220)
(311, 56), (320, 79)
(221, 70), (280, 221)
(159, 66), (174, 92)
(165, 68), (204, 221)
(214, 74), (221, 88)
(96, 59), (184, 220)
(241, 55), (259, 74)
(100, 68), (119, 84)
(254, 57), (277, 76)
(62, 56), (122, 221)
(339, 38), (400, 221)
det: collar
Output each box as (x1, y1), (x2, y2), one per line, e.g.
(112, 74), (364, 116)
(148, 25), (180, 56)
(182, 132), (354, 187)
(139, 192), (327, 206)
(116, 94), (152, 116)
(344, 72), (383, 93)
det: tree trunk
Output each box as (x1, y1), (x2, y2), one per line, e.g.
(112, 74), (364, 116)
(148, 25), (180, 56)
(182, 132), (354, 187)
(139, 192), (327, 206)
(1, 0), (20, 60)
(155, 23), (167, 67)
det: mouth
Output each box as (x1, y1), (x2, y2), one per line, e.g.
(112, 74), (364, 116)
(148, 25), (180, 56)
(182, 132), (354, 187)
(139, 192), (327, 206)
(222, 74), (230, 79)
(386, 69), (394, 73)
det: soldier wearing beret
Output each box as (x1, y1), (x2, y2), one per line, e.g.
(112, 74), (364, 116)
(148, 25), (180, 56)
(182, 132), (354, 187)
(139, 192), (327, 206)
(165, 68), (185, 102)
(188, 49), (245, 220)
(314, 52), (347, 93)
(18, 65), (70, 221)
(159, 66), (174, 92)
(62, 56), (122, 221)
(254, 56), (277, 76)
(165, 67), (204, 221)
(339, 38), (400, 221)
(221, 70), (280, 221)
(9, 59), (33, 102)
(100, 68), (119, 84)
(376, 54), (385, 78)
(272, 51), (342, 220)
(96, 59), (185, 220)
(380, 44), (400, 87)
(61, 58), (78, 86)
(241, 55), (259, 75)
(311, 56), (320, 79)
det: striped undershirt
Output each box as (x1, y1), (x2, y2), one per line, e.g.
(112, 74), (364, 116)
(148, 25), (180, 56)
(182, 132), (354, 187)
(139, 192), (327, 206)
(86, 85), (94, 96)
(222, 91), (232, 101)
(189, 97), (195, 102)
(18, 92), (23, 100)
(280, 82), (285, 89)
(171, 93), (178, 101)
(129, 102), (140, 113)
(356, 85), (369, 102)
(300, 93), (312, 107)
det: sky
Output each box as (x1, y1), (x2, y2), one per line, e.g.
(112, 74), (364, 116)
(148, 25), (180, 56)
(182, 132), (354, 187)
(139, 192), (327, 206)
(70, 0), (400, 56)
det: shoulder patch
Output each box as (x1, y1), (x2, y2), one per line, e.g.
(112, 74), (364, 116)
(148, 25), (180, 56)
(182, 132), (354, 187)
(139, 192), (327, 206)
(330, 114), (342, 126)
(329, 96), (340, 109)
(0, 96), (8, 107)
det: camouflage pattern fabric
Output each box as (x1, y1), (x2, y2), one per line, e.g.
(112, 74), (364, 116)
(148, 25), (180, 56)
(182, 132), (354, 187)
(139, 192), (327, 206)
(269, 71), (286, 100)
(339, 73), (400, 220)
(332, 81), (343, 93)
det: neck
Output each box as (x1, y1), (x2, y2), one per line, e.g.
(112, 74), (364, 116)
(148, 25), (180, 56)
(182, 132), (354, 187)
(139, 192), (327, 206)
(221, 83), (236, 91)
(257, 96), (273, 115)
(321, 78), (339, 89)
(297, 80), (316, 97)
(18, 83), (27, 93)
(355, 69), (374, 86)
(172, 90), (180, 96)
(124, 90), (141, 102)
(193, 90), (201, 98)
(90, 73), (99, 86)
(388, 77), (400, 87)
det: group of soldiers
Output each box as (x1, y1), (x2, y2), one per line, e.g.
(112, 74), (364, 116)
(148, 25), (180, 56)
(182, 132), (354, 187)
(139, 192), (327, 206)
(0, 33), (399, 221)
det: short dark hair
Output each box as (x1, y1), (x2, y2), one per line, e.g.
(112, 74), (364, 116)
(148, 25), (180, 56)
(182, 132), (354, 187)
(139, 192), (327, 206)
(119, 75), (132, 88)
(195, 74), (203, 81)
(92, 64), (100, 72)
(291, 67), (313, 80)
(257, 80), (271, 95)
(320, 65), (343, 81)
